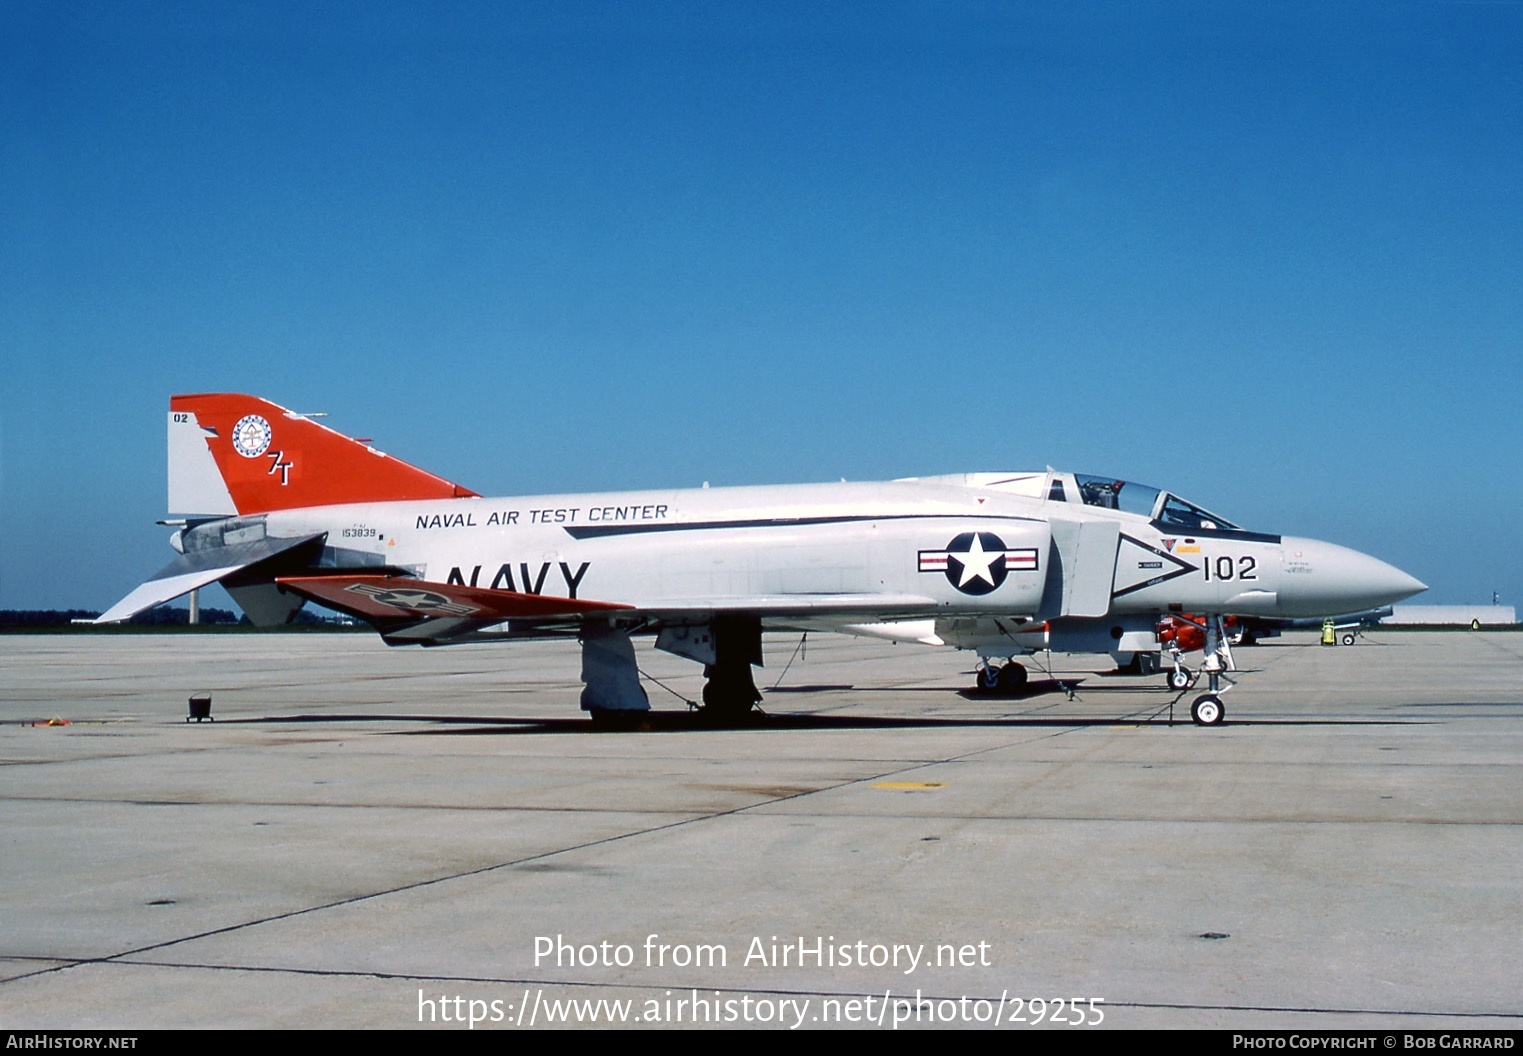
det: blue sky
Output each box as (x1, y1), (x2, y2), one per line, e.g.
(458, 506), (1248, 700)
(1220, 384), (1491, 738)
(3, 1), (1518, 612)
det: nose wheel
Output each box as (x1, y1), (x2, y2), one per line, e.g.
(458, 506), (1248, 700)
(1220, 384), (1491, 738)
(1190, 693), (1225, 726)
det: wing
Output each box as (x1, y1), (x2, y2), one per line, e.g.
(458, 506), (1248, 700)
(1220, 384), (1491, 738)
(275, 573), (939, 644)
(276, 574), (633, 622)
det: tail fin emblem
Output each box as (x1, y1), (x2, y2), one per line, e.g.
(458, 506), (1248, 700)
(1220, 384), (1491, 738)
(232, 415), (273, 458)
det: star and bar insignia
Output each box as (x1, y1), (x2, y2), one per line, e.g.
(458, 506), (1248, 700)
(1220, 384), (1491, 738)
(919, 531), (1039, 596)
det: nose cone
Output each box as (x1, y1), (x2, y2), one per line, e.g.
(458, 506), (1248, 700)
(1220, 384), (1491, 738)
(1279, 537), (1427, 617)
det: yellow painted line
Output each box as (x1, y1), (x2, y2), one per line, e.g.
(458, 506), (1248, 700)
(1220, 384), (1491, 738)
(873, 781), (945, 791)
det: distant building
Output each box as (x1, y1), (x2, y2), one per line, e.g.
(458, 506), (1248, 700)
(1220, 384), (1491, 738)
(1388, 605), (1516, 627)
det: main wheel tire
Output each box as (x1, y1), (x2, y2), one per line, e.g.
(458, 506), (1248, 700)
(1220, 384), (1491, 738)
(996, 662), (1028, 692)
(1168, 668), (1191, 691)
(702, 680), (758, 718)
(1190, 693), (1225, 726)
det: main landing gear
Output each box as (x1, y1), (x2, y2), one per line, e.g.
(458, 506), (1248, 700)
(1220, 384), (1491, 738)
(582, 617), (767, 728)
(974, 660), (1028, 695)
(698, 615), (764, 723)
(701, 660), (762, 719)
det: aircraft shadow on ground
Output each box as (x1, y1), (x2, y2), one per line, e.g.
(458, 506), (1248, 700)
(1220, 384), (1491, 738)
(224, 696), (1415, 735)
(229, 712), (1170, 734)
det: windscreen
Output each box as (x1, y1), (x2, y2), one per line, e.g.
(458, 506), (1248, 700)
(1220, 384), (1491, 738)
(1154, 492), (1240, 532)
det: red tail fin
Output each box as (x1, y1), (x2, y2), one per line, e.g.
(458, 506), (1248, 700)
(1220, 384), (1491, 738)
(170, 394), (478, 515)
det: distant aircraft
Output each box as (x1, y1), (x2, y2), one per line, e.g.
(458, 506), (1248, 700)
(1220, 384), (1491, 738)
(1232, 605), (1396, 648)
(98, 395), (1426, 726)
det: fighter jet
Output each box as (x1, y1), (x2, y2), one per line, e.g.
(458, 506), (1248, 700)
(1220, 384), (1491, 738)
(98, 394), (1426, 726)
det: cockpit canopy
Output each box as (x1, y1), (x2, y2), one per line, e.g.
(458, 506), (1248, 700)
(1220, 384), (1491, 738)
(897, 470), (1250, 534)
(1071, 473), (1242, 532)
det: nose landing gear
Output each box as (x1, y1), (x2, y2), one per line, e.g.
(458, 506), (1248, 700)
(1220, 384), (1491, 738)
(1188, 614), (1234, 726)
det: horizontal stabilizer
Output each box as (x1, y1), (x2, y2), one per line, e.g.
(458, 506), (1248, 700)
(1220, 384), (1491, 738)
(95, 533), (325, 623)
(275, 575), (636, 623)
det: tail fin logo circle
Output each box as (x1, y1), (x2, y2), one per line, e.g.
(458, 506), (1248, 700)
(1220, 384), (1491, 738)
(232, 415), (273, 458)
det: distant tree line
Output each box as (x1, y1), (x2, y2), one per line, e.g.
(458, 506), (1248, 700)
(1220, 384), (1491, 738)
(0, 610), (103, 627)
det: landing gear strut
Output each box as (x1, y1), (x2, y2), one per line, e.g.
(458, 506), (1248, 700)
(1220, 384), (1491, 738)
(700, 616), (763, 721)
(1189, 614), (1233, 727)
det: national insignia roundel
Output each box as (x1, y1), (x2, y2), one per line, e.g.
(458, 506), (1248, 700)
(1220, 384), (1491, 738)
(940, 531), (1009, 595)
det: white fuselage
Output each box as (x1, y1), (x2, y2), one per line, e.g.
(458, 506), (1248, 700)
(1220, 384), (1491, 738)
(253, 473), (1416, 624)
